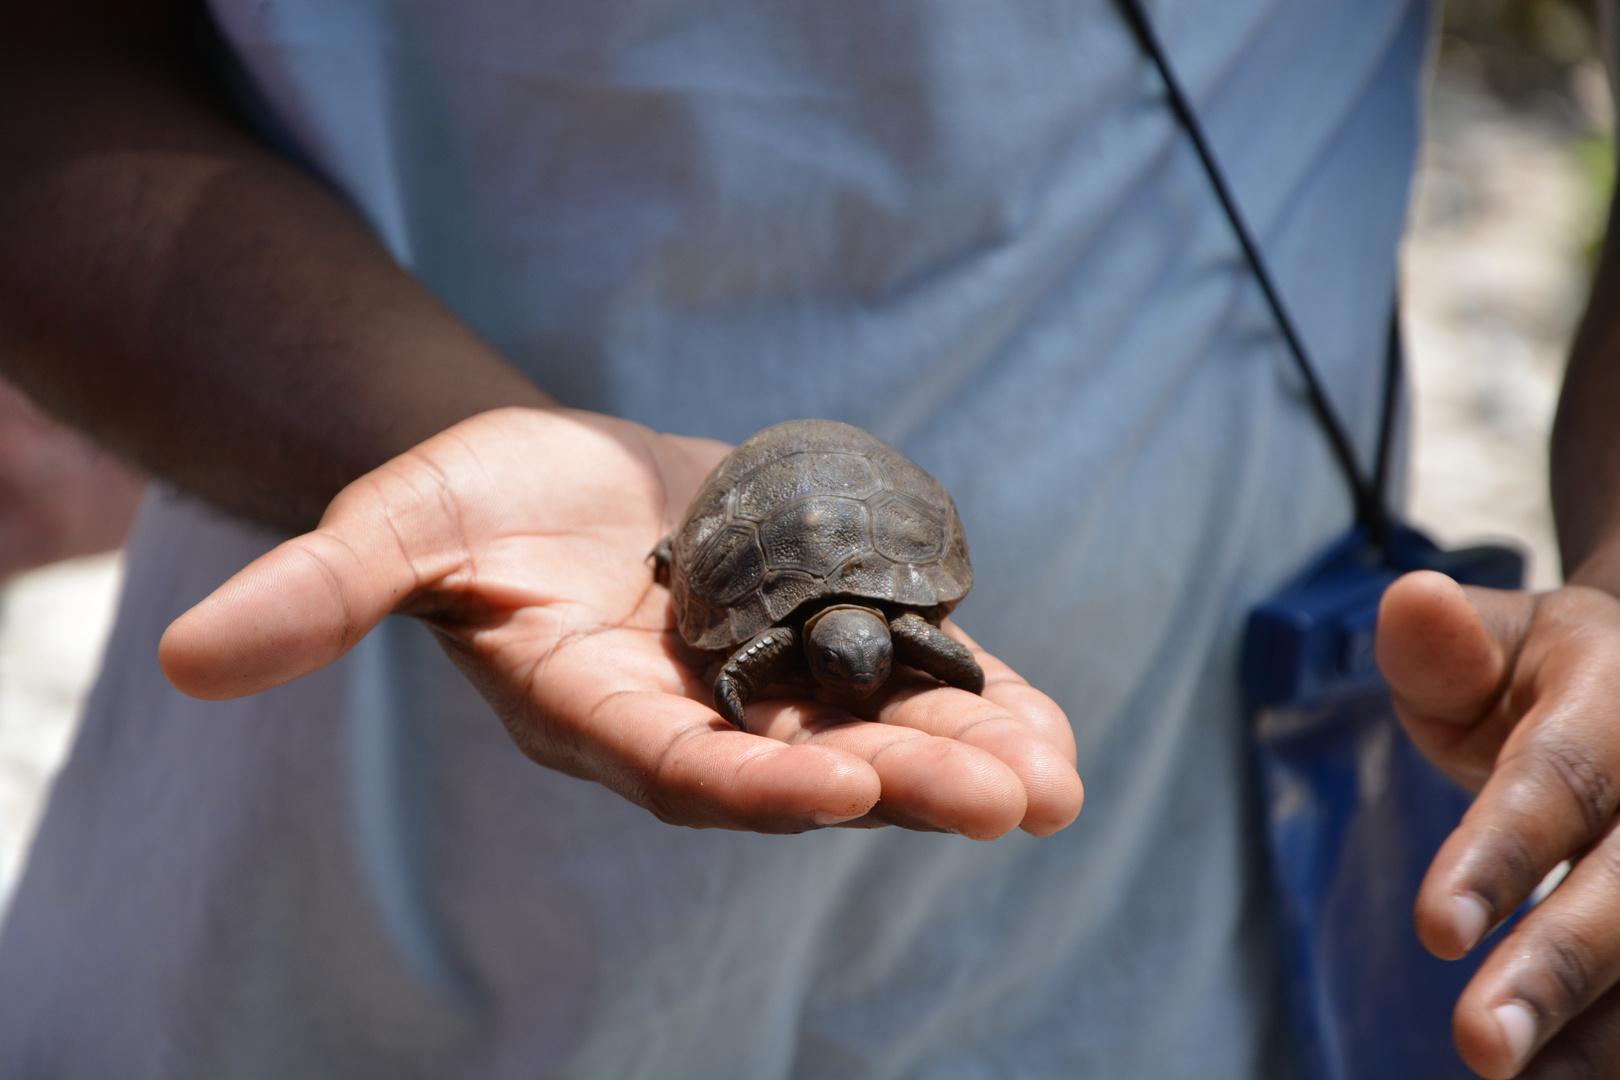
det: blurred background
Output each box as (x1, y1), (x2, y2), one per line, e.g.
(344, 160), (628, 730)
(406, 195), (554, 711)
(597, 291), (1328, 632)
(1407, 0), (1613, 588)
(0, 0), (1614, 914)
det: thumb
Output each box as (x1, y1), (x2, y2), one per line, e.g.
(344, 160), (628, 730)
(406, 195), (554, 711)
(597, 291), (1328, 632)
(1375, 570), (1526, 727)
(159, 483), (446, 699)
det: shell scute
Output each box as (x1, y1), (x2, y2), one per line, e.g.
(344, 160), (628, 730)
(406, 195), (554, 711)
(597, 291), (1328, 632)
(687, 524), (765, 605)
(734, 452), (881, 520)
(874, 451), (950, 509)
(677, 482), (730, 556)
(891, 562), (942, 608)
(759, 571), (824, 623)
(826, 553), (894, 597)
(871, 492), (946, 564)
(759, 496), (870, 576)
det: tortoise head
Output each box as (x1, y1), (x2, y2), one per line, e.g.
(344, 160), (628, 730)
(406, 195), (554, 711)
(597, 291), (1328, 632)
(803, 604), (892, 698)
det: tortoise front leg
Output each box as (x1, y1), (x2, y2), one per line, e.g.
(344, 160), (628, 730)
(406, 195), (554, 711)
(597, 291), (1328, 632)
(649, 534), (673, 585)
(713, 626), (800, 732)
(890, 612), (984, 695)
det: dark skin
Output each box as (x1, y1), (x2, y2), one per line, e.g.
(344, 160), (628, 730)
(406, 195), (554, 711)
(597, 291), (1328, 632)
(0, 4), (555, 529)
(0, 1), (1082, 846)
(3, 1), (1618, 1073)
(1369, 9), (1620, 1074)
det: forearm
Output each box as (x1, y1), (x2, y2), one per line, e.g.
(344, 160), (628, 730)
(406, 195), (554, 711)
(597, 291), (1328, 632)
(1552, 3), (1620, 589)
(1550, 186), (1620, 587)
(0, 3), (551, 533)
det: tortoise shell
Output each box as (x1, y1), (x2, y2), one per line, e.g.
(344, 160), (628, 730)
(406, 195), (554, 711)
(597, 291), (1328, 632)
(668, 419), (972, 653)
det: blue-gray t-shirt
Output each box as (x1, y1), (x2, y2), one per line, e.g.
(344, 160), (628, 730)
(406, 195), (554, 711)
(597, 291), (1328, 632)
(0, 2), (1432, 1076)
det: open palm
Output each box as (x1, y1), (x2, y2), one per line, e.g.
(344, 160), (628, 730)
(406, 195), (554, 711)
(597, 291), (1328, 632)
(160, 408), (1083, 838)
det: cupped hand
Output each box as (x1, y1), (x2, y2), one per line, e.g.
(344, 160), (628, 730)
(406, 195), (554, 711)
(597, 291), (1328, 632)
(1379, 571), (1620, 1078)
(160, 407), (1083, 839)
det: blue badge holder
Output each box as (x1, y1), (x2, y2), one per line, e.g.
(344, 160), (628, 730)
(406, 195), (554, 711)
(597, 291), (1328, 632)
(1243, 524), (1525, 1080)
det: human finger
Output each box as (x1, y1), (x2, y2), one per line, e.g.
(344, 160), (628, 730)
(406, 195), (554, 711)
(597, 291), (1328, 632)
(796, 703), (1032, 839)
(531, 690), (884, 832)
(1450, 815), (1620, 1079)
(857, 672), (1080, 837)
(1412, 587), (1620, 962)
(782, 616), (1082, 836)
(495, 627), (885, 831)
(159, 454), (466, 698)
(727, 675), (1073, 839)
(876, 622), (1081, 834)
(696, 616), (1080, 838)
(1377, 571), (1534, 790)
(1518, 977), (1620, 1079)
(1377, 571), (1514, 726)
(731, 693), (1027, 838)
(944, 620), (1079, 765)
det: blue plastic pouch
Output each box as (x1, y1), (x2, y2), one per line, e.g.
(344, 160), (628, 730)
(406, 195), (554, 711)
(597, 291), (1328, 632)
(1243, 524), (1524, 1080)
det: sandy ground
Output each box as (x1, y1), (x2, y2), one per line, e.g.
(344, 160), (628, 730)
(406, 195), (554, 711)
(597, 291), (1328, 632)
(0, 70), (1600, 916)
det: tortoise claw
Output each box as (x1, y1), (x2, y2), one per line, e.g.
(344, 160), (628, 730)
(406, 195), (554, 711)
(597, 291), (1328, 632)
(711, 627), (799, 734)
(713, 673), (749, 732)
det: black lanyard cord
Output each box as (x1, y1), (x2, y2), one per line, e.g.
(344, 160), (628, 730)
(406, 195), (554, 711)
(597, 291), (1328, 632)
(1113, 0), (1396, 543)
(1371, 305), (1403, 542)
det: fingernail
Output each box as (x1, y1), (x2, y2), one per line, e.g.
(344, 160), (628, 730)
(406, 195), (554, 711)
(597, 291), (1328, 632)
(1493, 1001), (1536, 1072)
(812, 809), (863, 826)
(1452, 893), (1491, 953)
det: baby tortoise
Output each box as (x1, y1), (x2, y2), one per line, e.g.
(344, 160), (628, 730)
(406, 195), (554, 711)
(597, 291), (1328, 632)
(652, 419), (984, 732)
